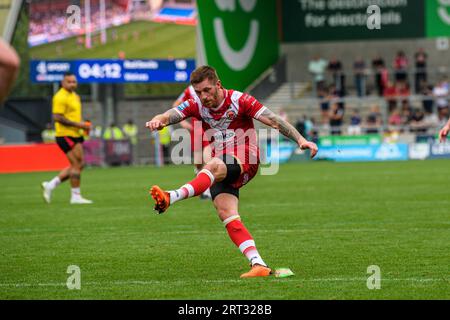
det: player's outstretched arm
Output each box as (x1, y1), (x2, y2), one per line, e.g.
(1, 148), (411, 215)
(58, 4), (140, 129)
(172, 97), (193, 130)
(257, 108), (318, 158)
(0, 39), (20, 104)
(146, 108), (185, 131)
(439, 118), (450, 143)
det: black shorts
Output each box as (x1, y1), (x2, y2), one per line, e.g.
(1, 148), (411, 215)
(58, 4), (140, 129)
(56, 136), (84, 154)
(210, 154), (242, 200)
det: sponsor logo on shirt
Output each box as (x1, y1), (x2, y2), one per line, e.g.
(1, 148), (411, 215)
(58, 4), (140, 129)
(177, 101), (190, 112)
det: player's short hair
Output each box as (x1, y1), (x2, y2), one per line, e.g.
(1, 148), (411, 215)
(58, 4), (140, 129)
(63, 72), (76, 78)
(190, 66), (219, 85)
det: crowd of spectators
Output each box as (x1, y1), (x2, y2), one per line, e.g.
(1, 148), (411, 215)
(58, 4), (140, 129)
(307, 49), (449, 136)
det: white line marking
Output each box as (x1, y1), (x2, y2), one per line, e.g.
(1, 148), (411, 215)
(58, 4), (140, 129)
(0, 228), (393, 235)
(0, 277), (447, 288)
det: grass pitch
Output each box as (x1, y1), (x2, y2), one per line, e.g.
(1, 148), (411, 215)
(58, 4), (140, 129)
(29, 21), (196, 60)
(0, 161), (449, 299)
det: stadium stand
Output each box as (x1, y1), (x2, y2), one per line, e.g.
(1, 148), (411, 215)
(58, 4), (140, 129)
(261, 57), (449, 141)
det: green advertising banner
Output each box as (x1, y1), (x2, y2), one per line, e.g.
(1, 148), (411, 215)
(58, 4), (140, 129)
(426, 0), (450, 37)
(282, 0), (425, 42)
(319, 135), (382, 146)
(196, 0), (279, 91)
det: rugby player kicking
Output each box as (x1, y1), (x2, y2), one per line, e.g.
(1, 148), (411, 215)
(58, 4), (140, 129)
(146, 66), (318, 278)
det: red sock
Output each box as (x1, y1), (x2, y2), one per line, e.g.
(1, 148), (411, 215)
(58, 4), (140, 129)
(225, 218), (256, 253)
(169, 169), (215, 204)
(186, 169), (215, 196)
(225, 218), (267, 266)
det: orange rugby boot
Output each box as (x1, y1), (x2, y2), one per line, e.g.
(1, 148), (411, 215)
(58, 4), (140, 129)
(240, 264), (273, 278)
(150, 185), (170, 214)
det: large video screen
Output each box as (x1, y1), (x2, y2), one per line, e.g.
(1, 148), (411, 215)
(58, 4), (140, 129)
(28, 0), (197, 83)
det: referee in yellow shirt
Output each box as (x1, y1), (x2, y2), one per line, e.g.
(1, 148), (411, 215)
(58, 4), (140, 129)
(41, 72), (93, 204)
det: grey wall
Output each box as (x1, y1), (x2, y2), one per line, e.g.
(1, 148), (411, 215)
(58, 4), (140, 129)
(116, 99), (174, 164)
(82, 101), (103, 127)
(0, 120), (27, 143)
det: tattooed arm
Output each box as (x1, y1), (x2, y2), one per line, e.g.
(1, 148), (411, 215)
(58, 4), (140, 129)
(257, 107), (318, 158)
(145, 108), (185, 131)
(257, 108), (306, 144)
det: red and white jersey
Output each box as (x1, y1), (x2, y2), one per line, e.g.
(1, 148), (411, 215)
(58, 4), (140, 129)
(178, 85), (202, 129)
(174, 89), (267, 165)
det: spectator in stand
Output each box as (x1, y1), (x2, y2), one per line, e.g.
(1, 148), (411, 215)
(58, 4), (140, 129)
(410, 108), (426, 133)
(388, 107), (403, 127)
(295, 115), (314, 141)
(383, 80), (397, 113)
(41, 123), (56, 143)
(329, 82), (345, 111)
(393, 51), (409, 83)
(308, 55), (328, 95)
(122, 119), (138, 146)
(414, 48), (428, 93)
(421, 83), (434, 114)
(103, 123), (124, 140)
(438, 106), (449, 129)
(372, 55), (386, 96)
(91, 124), (103, 139)
(347, 109), (362, 135)
(318, 86), (331, 125)
(329, 102), (344, 135)
(382, 80), (409, 114)
(154, 126), (172, 165)
(295, 117), (306, 138)
(396, 81), (411, 111)
(310, 128), (319, 144)
(304, 116), (314, 140)
(353, 57), (366, 97)
(401, 103), (413, 127)
(364, 104), (382, 134)
(380, 65), (390, 98)
(423, 109), (439, 132)
(328, 57), (345, 96)
(433, 78), (449, 112)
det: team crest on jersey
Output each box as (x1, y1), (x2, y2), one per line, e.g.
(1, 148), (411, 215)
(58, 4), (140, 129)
(177, 101), (190, 112)
(226, 110), (237, 120)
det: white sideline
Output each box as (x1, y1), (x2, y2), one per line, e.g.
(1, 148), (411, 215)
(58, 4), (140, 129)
(0, 277), (446, 288)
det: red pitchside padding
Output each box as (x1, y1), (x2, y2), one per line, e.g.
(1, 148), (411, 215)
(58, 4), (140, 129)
(0, 143), (69, 173)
